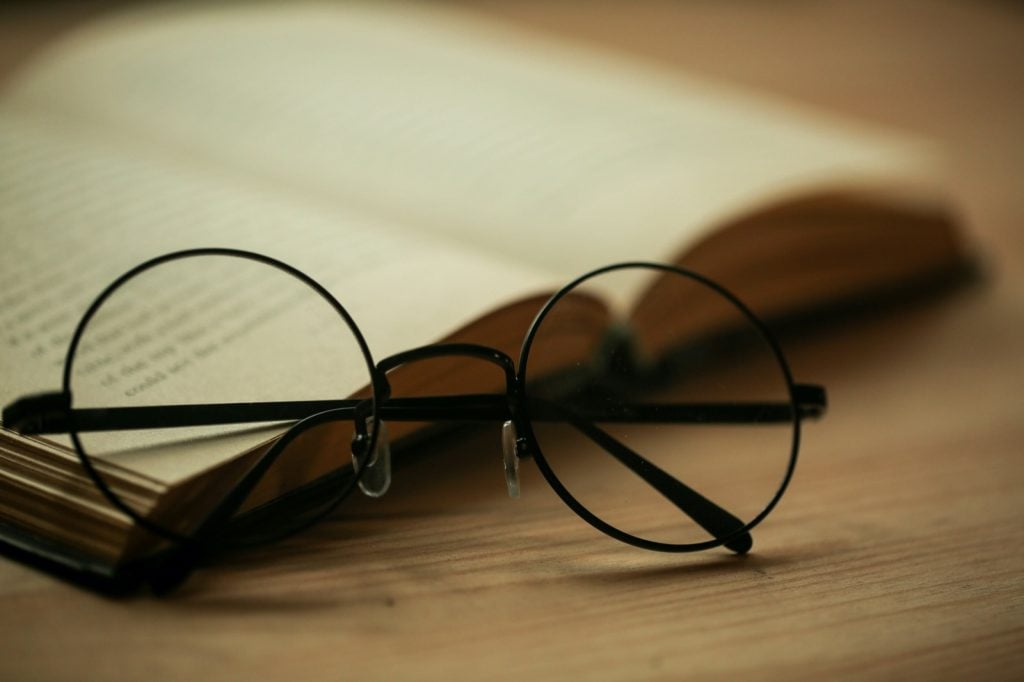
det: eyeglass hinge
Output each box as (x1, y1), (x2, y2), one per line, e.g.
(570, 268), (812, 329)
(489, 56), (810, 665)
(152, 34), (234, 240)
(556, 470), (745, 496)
(794, 383), (827, 419)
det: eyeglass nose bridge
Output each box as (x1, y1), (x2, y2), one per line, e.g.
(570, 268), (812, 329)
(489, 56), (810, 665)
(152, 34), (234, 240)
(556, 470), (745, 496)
(370, 343), (526, 498)
(374, 343), (518, 397)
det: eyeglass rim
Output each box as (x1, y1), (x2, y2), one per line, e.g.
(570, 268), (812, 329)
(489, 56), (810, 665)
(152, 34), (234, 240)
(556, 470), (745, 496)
(516, 260), (802, 553)
(60, 247), (382, 545)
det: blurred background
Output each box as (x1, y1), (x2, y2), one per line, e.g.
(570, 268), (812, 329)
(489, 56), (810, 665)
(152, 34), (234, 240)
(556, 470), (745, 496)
(2, 0), (1021, 262)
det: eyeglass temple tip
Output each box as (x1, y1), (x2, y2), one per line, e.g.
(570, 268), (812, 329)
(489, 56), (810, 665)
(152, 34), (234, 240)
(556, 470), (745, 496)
(2, 391), (70, 434)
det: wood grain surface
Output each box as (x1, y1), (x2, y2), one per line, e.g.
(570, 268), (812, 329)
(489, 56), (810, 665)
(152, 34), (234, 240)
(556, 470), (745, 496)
(1, 1), (1022, 679)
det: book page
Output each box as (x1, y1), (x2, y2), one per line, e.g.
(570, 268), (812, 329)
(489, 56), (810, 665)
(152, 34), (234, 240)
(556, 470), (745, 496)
(0, 110), (556, 484)
(1, 2), (942, 284)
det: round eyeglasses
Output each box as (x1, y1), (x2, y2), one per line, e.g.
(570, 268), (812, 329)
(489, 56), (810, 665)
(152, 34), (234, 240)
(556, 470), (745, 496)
(4, 248), (826, 592)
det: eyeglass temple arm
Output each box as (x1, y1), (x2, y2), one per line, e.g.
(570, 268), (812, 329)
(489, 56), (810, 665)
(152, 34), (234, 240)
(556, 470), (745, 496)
(530, 398), (752, 553)
(2, 385), (826, 434)
(167, 400), (758, 576)
(4, 389), (816, 557)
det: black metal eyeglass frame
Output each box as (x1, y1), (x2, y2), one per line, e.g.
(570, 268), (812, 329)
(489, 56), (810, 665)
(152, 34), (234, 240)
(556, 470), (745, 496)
(3, 248), (827, 592)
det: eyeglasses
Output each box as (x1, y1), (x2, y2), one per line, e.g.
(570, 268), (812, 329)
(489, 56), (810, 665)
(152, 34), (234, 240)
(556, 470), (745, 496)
(4, 248), (826, 592)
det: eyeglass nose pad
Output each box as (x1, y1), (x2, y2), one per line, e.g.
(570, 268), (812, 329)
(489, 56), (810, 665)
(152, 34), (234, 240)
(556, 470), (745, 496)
(501, 420), (521, 498)
(351, 417), (391, 498)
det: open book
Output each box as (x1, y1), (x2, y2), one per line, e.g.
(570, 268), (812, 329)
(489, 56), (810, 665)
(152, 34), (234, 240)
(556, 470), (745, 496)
(0, 2), (968, 589)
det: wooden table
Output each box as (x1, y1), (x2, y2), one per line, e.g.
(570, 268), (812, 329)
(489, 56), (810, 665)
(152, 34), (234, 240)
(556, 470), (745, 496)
(1, 1), (1021, 678)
